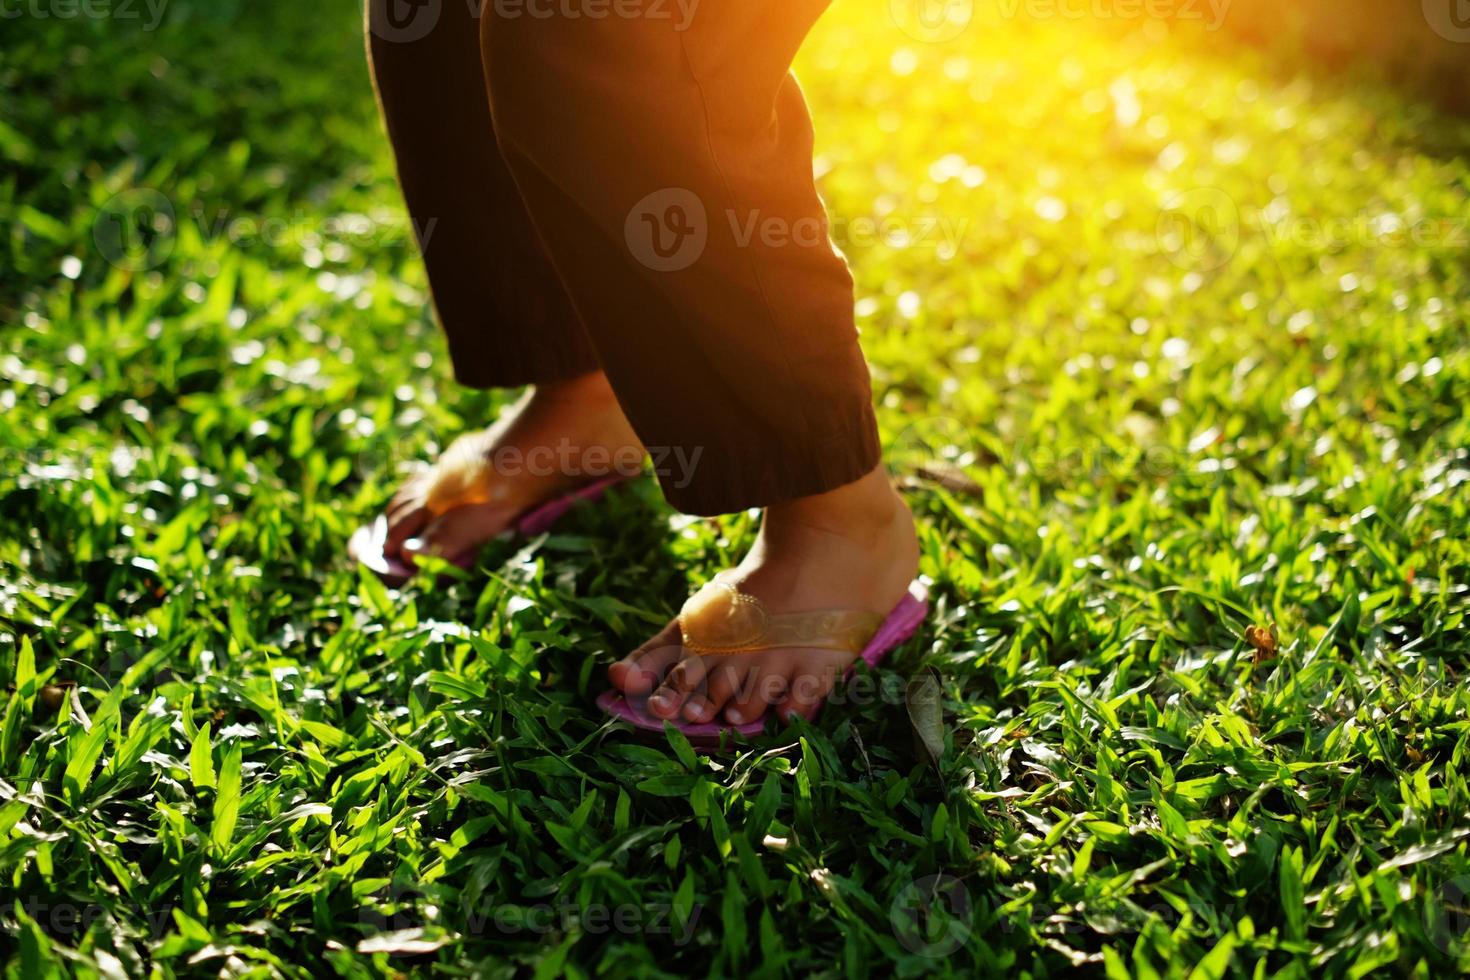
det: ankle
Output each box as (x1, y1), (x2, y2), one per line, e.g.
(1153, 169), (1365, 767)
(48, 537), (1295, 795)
(536, 369), (617, 404)
(766, 466), (910, 539)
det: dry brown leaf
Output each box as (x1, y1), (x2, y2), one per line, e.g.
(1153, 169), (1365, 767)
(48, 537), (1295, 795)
(38, 682), (74, 713)
(1245, 623), (1279, 664)
(915, 461), (984, 496)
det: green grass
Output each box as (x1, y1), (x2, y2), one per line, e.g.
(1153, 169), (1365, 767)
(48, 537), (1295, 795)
(3, 1), (1470, 976)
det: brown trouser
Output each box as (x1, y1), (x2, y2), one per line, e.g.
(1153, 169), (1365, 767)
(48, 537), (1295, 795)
(366, 0), (879, 515)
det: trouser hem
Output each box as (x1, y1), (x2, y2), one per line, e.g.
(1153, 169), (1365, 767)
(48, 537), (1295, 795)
(446, 329), (603, 390)
(656, 401), (882, 516)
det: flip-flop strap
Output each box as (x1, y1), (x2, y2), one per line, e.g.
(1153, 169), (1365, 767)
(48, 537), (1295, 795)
(678, 581), (885, 655)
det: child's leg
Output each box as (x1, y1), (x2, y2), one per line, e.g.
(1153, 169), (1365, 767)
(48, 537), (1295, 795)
(367, 0), (594, 385)
(364, 0), (644, 562)
(480, 2), (919, 724)
(481, 0), (880, 516)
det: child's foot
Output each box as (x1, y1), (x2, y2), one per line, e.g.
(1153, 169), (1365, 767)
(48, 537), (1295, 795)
(608, 465), (920, 726)
(372, 371), (644, 566)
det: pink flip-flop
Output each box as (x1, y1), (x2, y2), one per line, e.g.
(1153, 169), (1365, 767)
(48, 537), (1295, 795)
(596, 579), (930, 749)
(349, 474), (630, 584)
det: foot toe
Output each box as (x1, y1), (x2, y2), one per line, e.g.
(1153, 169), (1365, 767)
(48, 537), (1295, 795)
(647, 655), (708, 719)
(403, 505), (514, 564)
(382, 505), (429, 557)
(609, 623), (682, 694)
(776, 660), (840, 723)
(681, 694), (715, 723)
(723, 662), (790, 727)
(682, 660), (743, 723)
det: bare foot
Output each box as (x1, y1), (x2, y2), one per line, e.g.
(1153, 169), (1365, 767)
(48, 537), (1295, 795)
(608, 465), (920, 726)
(368, 371), (644, 569)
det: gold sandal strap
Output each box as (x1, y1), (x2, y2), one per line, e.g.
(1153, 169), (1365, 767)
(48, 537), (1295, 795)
(424, 434), (498, 515)
(678, 581), (885, 655)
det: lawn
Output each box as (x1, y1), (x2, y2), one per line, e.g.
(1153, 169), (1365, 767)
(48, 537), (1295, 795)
(2, 1), (1469, 976)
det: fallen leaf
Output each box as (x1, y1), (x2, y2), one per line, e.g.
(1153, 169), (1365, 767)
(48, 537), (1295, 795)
(1245, 623), (1279, 664)
(906, 668), (945, 770)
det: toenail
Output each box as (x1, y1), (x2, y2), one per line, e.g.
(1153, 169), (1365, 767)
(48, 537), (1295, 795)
(727, 709), (744, 724)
